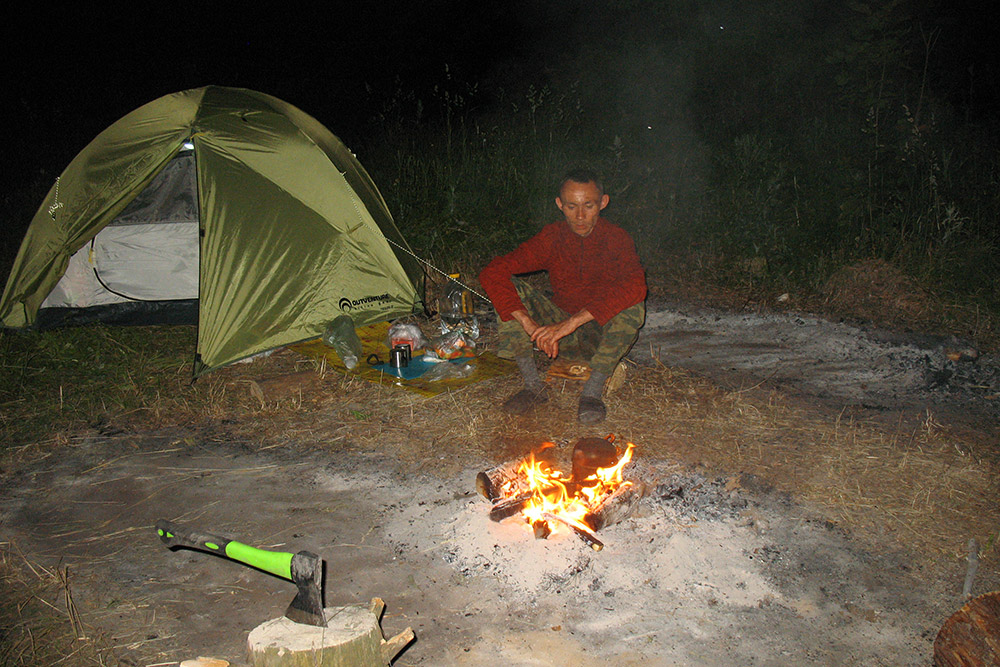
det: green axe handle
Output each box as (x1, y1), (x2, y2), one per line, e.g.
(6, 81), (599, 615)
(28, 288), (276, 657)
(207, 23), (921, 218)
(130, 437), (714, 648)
(155, 519), (293, 580)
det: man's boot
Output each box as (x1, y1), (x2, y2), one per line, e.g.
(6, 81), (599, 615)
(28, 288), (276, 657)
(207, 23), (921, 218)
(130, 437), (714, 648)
(503, 356), (548, 415)
(577, 370), (608, 423)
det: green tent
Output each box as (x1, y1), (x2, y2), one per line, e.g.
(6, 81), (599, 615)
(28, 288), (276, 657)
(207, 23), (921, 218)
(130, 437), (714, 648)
(0, 86), (423, 376)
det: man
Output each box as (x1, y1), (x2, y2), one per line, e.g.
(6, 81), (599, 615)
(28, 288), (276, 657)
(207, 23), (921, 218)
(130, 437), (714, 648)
(478, 169), (646, 423)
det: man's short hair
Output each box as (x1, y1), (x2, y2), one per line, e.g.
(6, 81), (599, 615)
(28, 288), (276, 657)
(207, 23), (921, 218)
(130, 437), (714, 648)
(559, 169), (604, 197)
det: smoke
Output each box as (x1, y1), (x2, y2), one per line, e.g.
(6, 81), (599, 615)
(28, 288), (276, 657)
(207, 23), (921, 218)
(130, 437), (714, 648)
(506, 2), (715, 242)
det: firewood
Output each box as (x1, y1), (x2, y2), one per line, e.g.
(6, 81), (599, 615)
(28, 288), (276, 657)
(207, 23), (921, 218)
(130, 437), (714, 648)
(488, 492), (533, 522)
(584, 482), (646, 533)
(542, 512), (604, 551)
(476, 459), (525, 501)
(933, 590), (1000, 666)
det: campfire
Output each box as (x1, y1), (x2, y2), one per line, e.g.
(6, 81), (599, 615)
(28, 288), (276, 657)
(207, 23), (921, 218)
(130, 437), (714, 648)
(476, 436), (645, 550)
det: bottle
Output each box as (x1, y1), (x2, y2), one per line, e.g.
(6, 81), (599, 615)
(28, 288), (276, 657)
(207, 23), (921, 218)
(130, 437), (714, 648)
(439, 273), (479, 339)
(322, 314), (363, 369)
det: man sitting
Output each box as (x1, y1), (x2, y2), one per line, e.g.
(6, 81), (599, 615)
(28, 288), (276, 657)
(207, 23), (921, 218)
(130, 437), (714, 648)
(478, 169), (646, 423)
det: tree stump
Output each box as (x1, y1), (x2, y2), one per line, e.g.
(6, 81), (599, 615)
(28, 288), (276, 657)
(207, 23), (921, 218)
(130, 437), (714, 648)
(934, 591), (1000, 667)
(247, 598), (414, 666)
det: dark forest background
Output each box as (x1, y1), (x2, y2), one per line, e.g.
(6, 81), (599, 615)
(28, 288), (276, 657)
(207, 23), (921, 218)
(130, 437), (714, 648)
(5, 0), (998, 315)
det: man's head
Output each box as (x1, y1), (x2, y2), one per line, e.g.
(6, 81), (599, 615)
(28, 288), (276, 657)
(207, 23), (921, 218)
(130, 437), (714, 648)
(556, 169), (609, 238)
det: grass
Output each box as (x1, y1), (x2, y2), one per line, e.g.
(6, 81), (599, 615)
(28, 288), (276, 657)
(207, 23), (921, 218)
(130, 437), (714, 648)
(0, 326), (196, 449)
(0, 325), (324, 457)
(0, 549), (117, 666)
(342, 67), (1000, 348)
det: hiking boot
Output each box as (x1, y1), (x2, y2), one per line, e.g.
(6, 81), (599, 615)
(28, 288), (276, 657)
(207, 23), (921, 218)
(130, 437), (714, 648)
(502, 387), (549, 415)
(577, 396), (607, 424)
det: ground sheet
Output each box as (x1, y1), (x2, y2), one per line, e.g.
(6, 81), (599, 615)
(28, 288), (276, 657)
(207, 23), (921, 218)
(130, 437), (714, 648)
(291, 321), (514, 396)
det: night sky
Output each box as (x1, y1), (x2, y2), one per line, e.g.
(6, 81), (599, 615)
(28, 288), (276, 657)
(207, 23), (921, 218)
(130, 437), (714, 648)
(10, 5), (539, 165)
(5, 1), (996, 238)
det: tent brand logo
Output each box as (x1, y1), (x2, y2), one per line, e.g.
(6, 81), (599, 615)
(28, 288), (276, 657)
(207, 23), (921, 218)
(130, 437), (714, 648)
(339, 293), (391, 312)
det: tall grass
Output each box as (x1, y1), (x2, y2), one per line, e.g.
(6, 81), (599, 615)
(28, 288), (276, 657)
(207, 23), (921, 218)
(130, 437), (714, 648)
(344, 12), (1000, 316)
(356, 63), (998, 316)
(0, 326), (196, 447)
(687, 0), (1000, 304)
(354, 69), (709, 279)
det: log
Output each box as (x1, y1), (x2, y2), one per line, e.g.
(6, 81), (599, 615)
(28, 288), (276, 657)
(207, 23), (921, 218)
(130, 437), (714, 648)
(476, 444), (561, 501)
(476, 459), (525, 502)
(488, 492), (533, 522)
(934, 590), (1000, 667)
(583, 481), (647, 533)
(247, 599), (414, 666)
(541, 512), (604, 551)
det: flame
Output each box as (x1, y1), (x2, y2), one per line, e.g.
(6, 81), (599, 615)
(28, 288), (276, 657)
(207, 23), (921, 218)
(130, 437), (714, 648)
(508, 441), (634, 539)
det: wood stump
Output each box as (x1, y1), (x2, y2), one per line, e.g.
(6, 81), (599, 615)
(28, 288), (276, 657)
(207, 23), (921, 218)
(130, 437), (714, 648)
(247, 598), (413, 666)
(934, 591), (1000, 666)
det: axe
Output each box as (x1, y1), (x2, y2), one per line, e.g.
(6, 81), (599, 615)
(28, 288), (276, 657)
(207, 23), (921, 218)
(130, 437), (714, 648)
(155, 519), (325, 627)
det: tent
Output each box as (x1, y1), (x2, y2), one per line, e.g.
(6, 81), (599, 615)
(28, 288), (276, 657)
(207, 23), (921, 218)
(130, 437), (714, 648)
(0, 86), (424, 376)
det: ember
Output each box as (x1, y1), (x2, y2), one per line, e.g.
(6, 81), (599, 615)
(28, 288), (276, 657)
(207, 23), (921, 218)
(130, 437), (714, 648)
(477, 436), (645, 550)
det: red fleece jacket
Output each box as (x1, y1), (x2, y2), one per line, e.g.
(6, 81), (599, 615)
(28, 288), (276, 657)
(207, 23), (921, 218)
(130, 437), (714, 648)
(478, 217), (647, 326)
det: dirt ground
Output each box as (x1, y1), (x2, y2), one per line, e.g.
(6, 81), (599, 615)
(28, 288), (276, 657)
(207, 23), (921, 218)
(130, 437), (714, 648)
(2, 303), (999, 666)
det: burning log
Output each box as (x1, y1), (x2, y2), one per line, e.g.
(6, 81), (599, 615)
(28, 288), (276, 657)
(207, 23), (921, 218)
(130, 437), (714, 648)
(583, 481), (647, 533)
(476, 461), (521, 502)
(478, 437), (642, 551)
(542, 512), (604, 551)
(488, 492), (533, 522)
(532, 520), (551, 540)
(477, 443), (561, 501)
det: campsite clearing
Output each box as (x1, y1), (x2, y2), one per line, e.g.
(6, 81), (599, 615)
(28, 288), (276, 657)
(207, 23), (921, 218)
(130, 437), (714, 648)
(1, 303), (998, 666)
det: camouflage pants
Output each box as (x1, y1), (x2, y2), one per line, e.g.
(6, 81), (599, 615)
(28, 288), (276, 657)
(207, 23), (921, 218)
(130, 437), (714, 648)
(496, 279), (645, 377)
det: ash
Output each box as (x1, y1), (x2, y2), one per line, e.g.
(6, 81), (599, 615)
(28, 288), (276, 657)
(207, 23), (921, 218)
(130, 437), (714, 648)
(636, 306), (1000, 423)
(649, 471), (753, 522)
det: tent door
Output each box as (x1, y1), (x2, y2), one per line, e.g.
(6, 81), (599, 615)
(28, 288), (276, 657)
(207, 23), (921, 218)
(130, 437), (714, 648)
(40, 150), (200, 315)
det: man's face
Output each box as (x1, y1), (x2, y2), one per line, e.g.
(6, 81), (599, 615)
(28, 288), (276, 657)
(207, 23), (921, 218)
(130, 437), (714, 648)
(556, 180), (609, 237)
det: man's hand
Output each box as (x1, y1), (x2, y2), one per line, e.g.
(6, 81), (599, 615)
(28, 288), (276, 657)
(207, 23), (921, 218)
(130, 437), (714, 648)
(512, 309), (594, 359)
(510, 310), (541, 337)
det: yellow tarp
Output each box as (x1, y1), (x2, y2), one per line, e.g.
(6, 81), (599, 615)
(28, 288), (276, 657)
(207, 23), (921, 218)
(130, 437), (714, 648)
(291, 322), (515, 397)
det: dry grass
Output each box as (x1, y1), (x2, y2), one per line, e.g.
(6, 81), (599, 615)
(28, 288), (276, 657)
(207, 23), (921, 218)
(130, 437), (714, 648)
(0, 547), (117, 666)
(648, 255), (1000, 351)
(4, 315), (998, 570)
(609, 359), (1000, 566)
(820, 258), (936, 327)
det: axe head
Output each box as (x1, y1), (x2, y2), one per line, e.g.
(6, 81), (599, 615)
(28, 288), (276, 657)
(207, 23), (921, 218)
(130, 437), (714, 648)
(284, 551), (325, 627)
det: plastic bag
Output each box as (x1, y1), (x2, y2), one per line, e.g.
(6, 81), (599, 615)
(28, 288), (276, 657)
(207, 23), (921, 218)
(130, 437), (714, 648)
(422, 361), (475, 382)
(322, 314), (362, 370)
(438, 274), (479, 339)
(386, 322), (428, 354)
(431, 330), (476, 360)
